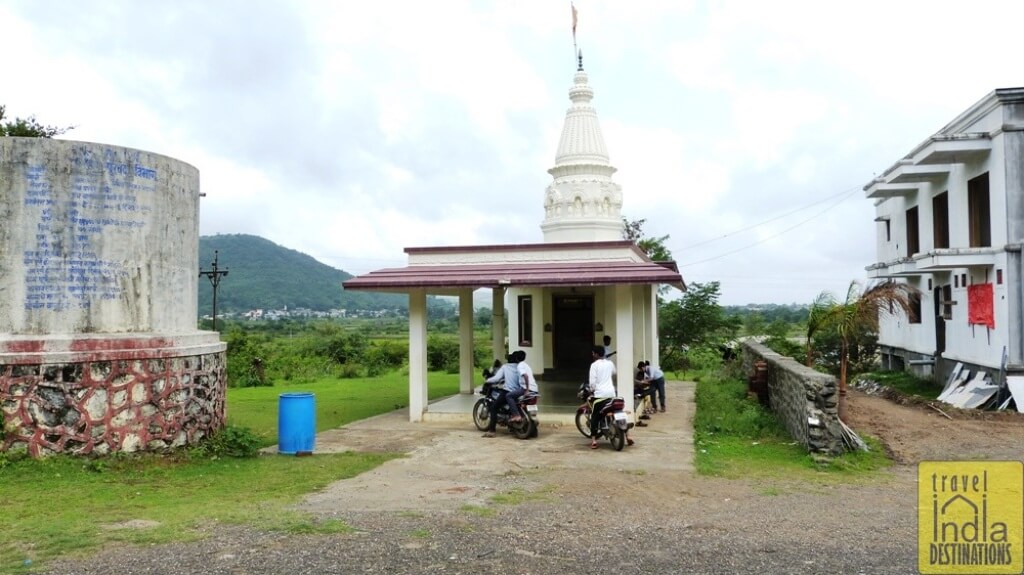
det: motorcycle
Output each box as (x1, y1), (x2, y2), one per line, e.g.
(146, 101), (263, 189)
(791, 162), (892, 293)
(575, 382), (631, 451)
(472, 380), (539, 439)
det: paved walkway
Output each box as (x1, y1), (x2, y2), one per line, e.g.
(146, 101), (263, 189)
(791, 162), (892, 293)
(296, 381), (694, 513)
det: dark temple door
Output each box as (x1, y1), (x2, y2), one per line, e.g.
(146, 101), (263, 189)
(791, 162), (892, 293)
(552, 295), (594, 372)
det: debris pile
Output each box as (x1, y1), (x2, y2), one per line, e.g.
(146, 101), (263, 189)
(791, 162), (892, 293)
(935, 362), (1024, 412)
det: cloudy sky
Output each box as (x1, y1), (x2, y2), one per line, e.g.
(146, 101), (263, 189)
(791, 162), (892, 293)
(4, 1), (1023, 305)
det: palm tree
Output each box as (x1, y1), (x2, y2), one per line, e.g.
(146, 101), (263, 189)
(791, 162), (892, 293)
(825, 280), (918, 419)
(805, 291), (836, 367)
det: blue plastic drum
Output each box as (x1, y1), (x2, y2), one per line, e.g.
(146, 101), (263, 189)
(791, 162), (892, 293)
(278, 392), (316, 454)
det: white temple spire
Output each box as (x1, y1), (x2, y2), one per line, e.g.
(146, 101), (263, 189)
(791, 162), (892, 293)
(541, 61), (623, 243)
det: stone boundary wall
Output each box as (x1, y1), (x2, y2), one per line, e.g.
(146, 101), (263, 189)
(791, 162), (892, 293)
(741, 341), (844, 456)
(1, 349), (226, 456)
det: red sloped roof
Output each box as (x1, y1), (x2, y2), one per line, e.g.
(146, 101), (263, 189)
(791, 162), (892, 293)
(342, 260), (685, 292)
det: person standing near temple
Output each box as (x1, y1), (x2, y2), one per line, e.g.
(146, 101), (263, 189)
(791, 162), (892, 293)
(644, 360), (666, 413)
(602, 334), (616, 359)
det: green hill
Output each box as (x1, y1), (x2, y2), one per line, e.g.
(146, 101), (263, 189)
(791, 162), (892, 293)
(197, 234), (408, 314)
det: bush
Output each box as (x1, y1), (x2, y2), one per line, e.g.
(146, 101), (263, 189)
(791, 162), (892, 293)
(427, 335), (460, 373)
(336, 363), (363, 379)
(693, 372), (780, 438)
(681, 344), (724, 372)
(192, 425), (263, 458)
(364, 340), (407, 376)
(762, 335), (803, 362)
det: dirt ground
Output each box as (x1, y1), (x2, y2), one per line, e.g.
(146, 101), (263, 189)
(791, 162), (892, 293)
(39, 381), (1024, 575)
(844, 386), (1024, 463)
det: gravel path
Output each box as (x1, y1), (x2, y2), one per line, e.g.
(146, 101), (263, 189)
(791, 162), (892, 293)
(38, 382), (1001, 575)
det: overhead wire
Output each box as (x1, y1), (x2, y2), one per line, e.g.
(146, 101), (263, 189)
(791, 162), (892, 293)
(678, 185), (862, 268)
(679, 182), (864, 247)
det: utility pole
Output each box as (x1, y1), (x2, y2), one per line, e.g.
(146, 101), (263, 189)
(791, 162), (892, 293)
(199, 249), (229, 331)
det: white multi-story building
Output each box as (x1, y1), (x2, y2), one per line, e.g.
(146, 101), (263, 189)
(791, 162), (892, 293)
(865, 88), (1024, 382)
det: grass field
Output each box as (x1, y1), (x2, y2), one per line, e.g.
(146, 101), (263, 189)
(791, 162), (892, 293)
(0, 371), (460, 574)
(688, 366), (891, 480)
(227, 371), (460, 446)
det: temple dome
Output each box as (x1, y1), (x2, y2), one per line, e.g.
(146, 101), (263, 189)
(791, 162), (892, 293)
(541, 64), (624, 243)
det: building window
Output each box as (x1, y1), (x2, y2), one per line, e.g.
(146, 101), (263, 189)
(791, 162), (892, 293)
(961, 273), (967, 287)
(968, 173), (991, 248)
(998, 269), (1004, 285)
(909, 292), (922, 324)
(517, 295), (533, 347)
(942, 285), (953, 320)
(906, 206), (920, 257)
(885, 220), (891, 242)
(932, 192), (949, 249)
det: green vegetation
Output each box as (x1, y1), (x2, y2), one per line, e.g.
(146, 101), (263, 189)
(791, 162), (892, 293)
(0, 105), (74, 138)
(456, 486), (554, 519)
(219, 321), (488, 387)
(658, 281), (741, 371)
(198, 234), (459, 315)
(0, 450), (392, 573)
(227, 371), (459, 446)
(488, 486), (555, 506)
(0, 368), (459, 573)
(691, 362), (890, 480)
(857, 370), (943, 400)
(199, 234), (383, 313)
(459, 504), (496, 517)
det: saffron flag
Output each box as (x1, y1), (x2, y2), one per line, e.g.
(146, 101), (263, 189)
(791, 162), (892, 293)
(572, 2), (578, 38)
(967, 283), (995, 329)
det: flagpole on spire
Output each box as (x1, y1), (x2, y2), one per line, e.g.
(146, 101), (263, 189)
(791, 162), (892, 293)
(571, 2), (578, 67)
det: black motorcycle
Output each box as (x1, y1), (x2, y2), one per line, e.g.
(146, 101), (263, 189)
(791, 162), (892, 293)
(472, 380), (539, 439)
(575, 382), (631, 451)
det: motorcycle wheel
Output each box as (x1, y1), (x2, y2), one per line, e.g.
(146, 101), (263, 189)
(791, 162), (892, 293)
(511, 410), (532, 440)
(528, 417), (539, 438)
(574, 409), (592, 438)
(610, 424), (625, 451)
(472, 398), (490, 431)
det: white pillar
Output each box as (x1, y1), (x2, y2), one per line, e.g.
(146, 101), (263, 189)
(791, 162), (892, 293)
(492, 287), (506, 361)
(632, 286), (647, 361)
(649, 284), (660, 368)
(614, 284), (635, 414)
(408, 289), (428, 422)
(459, 289), (474, 394)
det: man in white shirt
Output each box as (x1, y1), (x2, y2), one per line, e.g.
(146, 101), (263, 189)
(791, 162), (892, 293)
(587, 345), (632, 448)
(514, 350), (538, 393)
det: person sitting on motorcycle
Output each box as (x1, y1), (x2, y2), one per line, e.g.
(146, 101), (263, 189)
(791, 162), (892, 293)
(482, 358), (502, 380)
(482, 353), (521, 438)
(587, 345), (634, 449)
(513, 350), (538, 394)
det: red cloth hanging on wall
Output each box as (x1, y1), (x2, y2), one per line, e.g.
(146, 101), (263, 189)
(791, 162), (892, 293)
(967, 283), (994, 328)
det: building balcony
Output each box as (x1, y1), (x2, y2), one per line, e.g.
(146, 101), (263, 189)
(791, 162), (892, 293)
(866, 257), (920, 278)
(910, 133), (991, 166)
(914, 247), (1001, 270)
(865, 181), (920, 199)
(886, 161), (954, 184)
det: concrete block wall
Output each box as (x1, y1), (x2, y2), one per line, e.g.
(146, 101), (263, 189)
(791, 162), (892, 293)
(741, 341), (844, 456)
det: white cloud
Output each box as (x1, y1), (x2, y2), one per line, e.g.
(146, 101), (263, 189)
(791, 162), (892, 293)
(4, 0), (1019, 306)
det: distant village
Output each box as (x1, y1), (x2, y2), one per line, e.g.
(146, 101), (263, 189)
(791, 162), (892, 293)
(201, 306), (409, 322)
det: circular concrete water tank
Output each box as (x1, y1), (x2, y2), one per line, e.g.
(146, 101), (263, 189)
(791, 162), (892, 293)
(0, 138), (226, 456)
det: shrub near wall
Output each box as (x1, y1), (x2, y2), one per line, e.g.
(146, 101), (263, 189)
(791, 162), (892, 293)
(741, 340), (844, 456)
